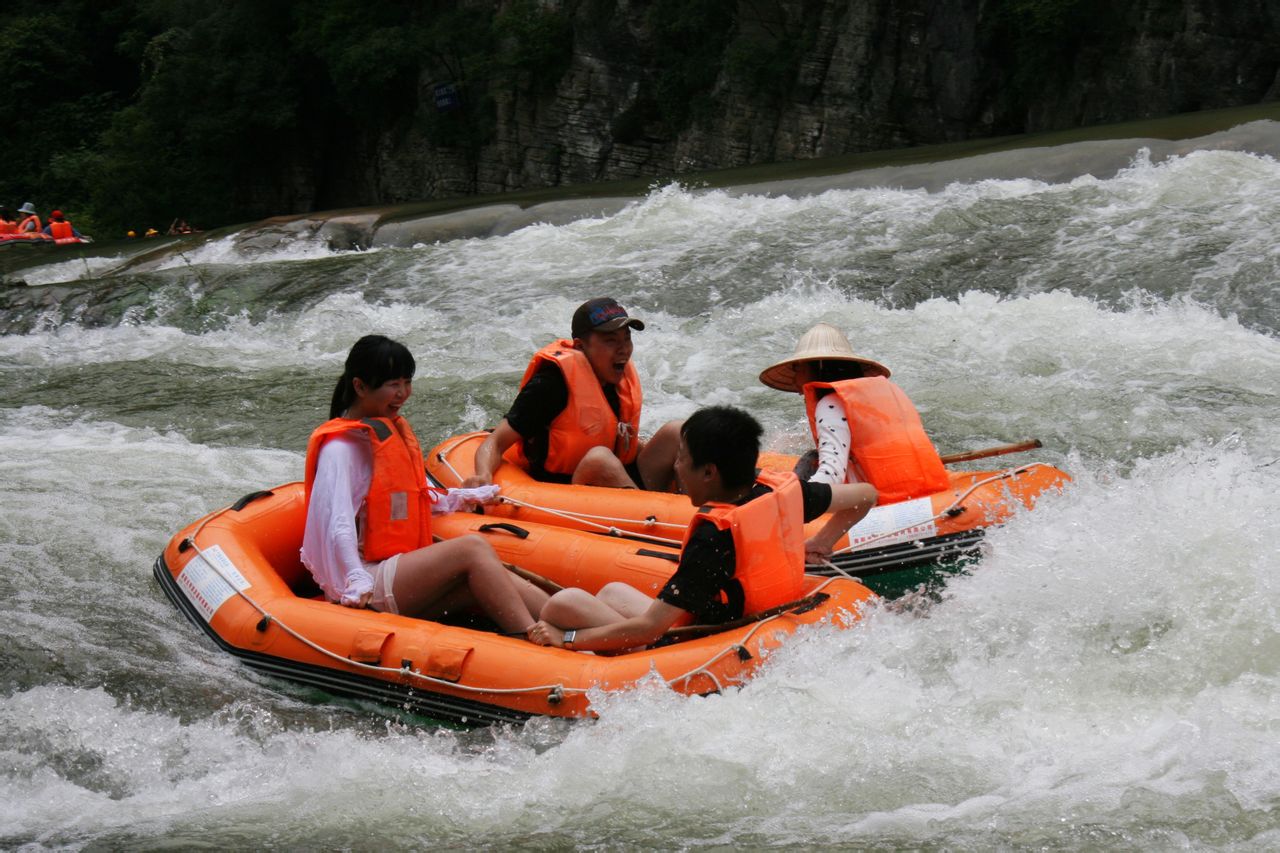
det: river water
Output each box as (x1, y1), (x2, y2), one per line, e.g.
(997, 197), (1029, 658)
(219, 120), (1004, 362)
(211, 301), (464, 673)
(2, 119), (1279, 848)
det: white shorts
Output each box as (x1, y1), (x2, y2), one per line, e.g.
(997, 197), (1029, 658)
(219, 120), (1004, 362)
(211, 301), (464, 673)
(367, 553), (402, 615)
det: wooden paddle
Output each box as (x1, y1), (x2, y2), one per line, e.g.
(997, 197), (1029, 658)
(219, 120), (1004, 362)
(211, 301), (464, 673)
(502, 562), (564, 595)
(940, 439), (1041, 465)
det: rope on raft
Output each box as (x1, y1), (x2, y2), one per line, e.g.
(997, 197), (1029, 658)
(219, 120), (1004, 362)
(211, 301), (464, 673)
(658, 576), (845, 693)
(434, 434), (687, 539)
(495, 494), (685, 543)
(175, 458), (1049, 708)
(178, 502), (847, 706)
(490, 462), (1054, 558)
(829, 463), (1053, 557)
(436, 431), (1054, 557)
(182, 519), (588, 697)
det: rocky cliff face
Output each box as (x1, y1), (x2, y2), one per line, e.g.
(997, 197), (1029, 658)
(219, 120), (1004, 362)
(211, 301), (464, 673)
(344, 0), (1280, 206)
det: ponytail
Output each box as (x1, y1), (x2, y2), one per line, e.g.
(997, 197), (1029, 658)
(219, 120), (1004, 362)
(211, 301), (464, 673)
(329, 375), (354, 420)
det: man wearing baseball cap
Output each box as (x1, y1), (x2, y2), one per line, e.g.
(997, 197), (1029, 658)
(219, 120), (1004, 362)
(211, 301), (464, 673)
(464, 297), (682, 490)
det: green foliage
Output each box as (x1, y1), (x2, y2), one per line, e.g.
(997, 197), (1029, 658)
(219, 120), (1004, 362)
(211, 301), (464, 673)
(724, 37), (798, 98)
(494, 0), (574, 89)
(406, 6), (501, 152)
(0, 4), (129, 228)
(722, 0), (821, 101)
(290, 1), (423, 118)
(95, 1), (309, 230)
(987, 0), (1120, 102)
(645, 0), (737, 131)
(0, 0), (1144, 236)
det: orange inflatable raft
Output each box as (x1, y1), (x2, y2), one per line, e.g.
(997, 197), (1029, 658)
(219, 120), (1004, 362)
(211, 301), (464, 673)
(153, 482), (876, 727)
(426, 431), (1071, 586)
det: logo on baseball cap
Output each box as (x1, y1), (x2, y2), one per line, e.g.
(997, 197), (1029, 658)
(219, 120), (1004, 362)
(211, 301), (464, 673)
(571, 297), (646, 339)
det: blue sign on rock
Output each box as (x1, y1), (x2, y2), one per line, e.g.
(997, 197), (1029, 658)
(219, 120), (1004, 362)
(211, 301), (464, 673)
(434, 84), (461, 112)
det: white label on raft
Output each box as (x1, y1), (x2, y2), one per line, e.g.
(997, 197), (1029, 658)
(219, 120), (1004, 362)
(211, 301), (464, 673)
(843, 497), (937, 551)
(176, 544), (250, 622)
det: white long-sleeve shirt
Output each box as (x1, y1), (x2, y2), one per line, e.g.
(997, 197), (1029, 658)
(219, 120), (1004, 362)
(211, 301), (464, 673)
(300, 433), (376, 606)
(809, 393), (859, 486)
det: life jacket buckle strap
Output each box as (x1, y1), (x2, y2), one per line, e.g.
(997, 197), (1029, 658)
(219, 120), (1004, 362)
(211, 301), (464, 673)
(615, 421), (634, 455)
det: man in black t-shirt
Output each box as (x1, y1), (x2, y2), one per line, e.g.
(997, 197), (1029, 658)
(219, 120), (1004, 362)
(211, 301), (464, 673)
(464, 297), (683, 489)
(527, 406), (878, 653)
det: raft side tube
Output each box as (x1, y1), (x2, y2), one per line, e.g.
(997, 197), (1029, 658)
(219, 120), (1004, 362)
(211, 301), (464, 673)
(154, 482), (877, 724)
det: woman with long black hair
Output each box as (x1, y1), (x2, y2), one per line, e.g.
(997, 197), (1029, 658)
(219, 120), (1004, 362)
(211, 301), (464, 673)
(300, 335), (547, 634)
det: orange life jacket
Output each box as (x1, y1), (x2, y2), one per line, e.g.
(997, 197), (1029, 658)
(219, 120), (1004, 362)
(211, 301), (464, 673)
(0, 220), (17, 235)
(504, 339), (643, 474)
(803, 376), (949, 503)
(49, 220), (73, 240)
(18, 215), (41, 233)
(684, 469), (807, 617)
(304, 416), (434, 561)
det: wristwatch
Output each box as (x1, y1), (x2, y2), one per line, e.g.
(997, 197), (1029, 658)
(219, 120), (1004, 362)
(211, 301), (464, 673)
(562, 629), (577, 650)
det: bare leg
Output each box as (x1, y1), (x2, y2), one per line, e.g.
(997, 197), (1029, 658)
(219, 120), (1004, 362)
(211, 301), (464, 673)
(636, 420), (683, 492)
(596, 582), (655, 618)
(392, 535), (538, 633)
(417, 582), (476, 623)
(418, 574), (549, 630)
(511, 575), (551, 620)
(572, 446), (637, 488)
(541, 587), (628, 628)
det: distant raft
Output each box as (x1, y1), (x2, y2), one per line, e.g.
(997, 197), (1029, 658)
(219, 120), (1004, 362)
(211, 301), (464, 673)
(426, 431), (1071, 593)
(0, 233), (87, 248)
(153, 482), (876, 727)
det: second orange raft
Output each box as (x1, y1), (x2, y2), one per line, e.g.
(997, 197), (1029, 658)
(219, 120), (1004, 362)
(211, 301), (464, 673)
(426, 431), (1071, 595)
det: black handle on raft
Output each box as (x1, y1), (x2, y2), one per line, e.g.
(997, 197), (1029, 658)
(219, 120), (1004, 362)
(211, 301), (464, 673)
(478, 522), (530, 539)
(791, 592), (830, 614)
(636, 548), (679, 563)
(230, 489), (274, 512)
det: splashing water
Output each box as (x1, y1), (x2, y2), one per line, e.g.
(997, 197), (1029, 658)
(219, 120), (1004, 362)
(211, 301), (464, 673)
(2, 126), (1279, 848)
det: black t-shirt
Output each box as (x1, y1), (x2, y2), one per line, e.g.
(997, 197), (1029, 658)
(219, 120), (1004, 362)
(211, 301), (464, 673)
(658, 479), (833, 624)
(505, 362), (622, 482)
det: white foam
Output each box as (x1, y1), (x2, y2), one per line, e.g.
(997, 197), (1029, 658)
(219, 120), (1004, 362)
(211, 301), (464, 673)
(3, 141), (1280, 848)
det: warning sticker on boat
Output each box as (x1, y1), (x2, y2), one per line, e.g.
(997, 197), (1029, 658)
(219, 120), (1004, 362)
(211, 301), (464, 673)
(844, 497), (937, 551)
(176, 544), (250, 622)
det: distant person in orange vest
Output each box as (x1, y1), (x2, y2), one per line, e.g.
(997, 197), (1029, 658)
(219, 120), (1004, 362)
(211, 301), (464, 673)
(527, 406), (877, 652)
(0, 207), (17, 235)
(16, 202), (41, 234)
(463, 297), (683, 491)
(42, 210), (89, 242)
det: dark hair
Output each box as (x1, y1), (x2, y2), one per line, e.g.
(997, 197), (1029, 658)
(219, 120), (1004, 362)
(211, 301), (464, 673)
(681, 406), (762, 489)
(329, 335), (416, 418)
(812, 359), (865, 383)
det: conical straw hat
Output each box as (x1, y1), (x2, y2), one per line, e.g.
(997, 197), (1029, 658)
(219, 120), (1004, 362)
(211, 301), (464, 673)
(758, 322), (890, 393)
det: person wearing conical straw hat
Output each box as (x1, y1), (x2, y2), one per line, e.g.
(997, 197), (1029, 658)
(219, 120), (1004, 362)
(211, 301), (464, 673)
(760, 323), (950, 503)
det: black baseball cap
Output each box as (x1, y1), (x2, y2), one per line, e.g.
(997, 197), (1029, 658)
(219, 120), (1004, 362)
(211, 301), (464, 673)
(571, 297), (646, 339)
